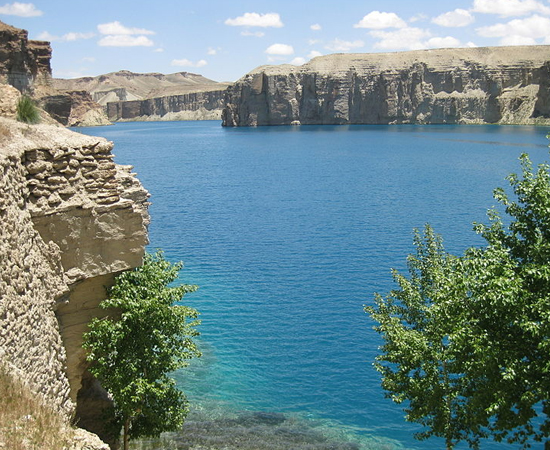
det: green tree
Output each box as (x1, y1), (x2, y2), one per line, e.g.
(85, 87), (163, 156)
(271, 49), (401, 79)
(366, 225), (485, 449)
(367, 147), (550, 448)
(463, 152), (550, 446)
(83, 251), (201, 450)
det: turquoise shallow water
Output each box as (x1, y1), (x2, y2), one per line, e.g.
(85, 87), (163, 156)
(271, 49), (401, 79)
(76, 122), (549, 449)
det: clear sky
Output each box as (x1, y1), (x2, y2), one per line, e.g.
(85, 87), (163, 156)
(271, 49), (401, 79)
(1, 0), (550, 82)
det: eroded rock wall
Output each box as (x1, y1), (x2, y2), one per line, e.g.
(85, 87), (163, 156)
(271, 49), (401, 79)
(106, 89), (227, 122)
(0, 21), (51, 94)
(0, 118), (149, 447)
(222, 46), (550, 127)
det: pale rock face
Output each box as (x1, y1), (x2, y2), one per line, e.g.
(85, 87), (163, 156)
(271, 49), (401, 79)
(222, 46), (550, 126)
(0, 84), (21, 119)
(106, 88), (227, 122)
(0, 118), (149, 448)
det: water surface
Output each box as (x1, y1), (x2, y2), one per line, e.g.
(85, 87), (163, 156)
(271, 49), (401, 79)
(76, 122), (549, 449)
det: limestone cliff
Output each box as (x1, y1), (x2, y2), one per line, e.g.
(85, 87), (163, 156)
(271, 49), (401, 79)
(0, 20), (51, 94)
(222, 45), (550, 127)
(0, 118), (149, 447)
(54, 70), (230, 122)
(106, 88), (227, 121)
(0, 20), (110, 127)
(53, 70), (226, 106)
(40, 90), (112, 127)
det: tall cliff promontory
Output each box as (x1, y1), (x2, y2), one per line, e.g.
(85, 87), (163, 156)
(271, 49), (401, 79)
(222, 45), (550, 127)
(0, 20), (109, 126)
(0, 118), (149, 447)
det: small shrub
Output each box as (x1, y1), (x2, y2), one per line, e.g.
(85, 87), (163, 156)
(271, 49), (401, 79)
(16, 95), (40, 124)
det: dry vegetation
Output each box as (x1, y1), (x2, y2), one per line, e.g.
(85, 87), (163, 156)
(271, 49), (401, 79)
(0, 364), (75, 449)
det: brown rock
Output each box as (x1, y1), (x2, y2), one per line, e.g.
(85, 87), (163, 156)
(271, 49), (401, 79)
(222, 45), (550, 126)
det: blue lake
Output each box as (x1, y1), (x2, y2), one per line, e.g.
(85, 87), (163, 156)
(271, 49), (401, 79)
(76, 121), (549, 449)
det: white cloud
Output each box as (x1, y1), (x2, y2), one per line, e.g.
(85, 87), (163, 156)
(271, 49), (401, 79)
(370, 27), (432, 50)
(207, 47), (217, 55)
(466, 41), (478, 47)
(96, 21), (155, 47)
(97, 21), (155, 36)
(410, 13), (429, 23)
(308, 50), (323, 58)
(0, 2), (42, 17)
(308, 38), (321, 45)
(265, 43), (294, 55)
(81, 57), (96, 63)
(310, 23), (322, 31)
(476, 14), (550, 41)
(324, 38), (364, 52)
(241, 30), (265, 37)
(472, 0), (550, 17)
(425, 36), (463, 47)
(154, 48), (164, 52)
(98, 35), (154, 47)
(354, 11), (407, 29)
(38, 31), (95, 42)
(290, 57), (306, 65)
(432, 9), (475, 27)
(225, 12), (283, 28)
(171, 58), (208, 68)
(500, 34), (538, 44)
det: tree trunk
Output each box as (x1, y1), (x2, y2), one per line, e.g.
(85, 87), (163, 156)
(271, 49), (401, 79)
(123, 418), (130, 450)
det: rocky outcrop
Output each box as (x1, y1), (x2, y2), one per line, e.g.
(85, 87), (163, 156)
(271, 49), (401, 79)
(106, 88), (227, 121)
(0, 20), (110, 126)
(0, 118), (149, 448)
(222, 45), (550, 127)
(53, 70), (230, 122)
(40, 90), (111, 127)
(53, 70), (227, 106)
(0, 20), (51, 94)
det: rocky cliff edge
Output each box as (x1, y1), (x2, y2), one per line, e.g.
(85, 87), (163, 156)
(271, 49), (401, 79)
(0, 117), (149, 448)
(222, 45), (550, 126)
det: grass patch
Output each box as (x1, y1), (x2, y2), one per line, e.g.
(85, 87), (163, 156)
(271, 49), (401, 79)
(0, 364), (74, 449)
(16, 95), (40, 125)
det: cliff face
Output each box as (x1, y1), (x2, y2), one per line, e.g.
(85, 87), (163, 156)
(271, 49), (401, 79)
(106, 88), (227, 121)
(0, 20), (109, 127)
(222, 46), (550, 127)
(39, 90), (112, 127)
(0, 21), (51, 94)
(53, 70), (226, 106)
(0, 118), (149, 447)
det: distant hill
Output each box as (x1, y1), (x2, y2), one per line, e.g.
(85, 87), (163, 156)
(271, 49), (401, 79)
(53, 70), (230, 106)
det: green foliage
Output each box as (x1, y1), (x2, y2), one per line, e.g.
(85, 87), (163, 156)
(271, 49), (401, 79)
(15, 95), (40, 124)
(83, 251), (201, 449)
(367, 147), (550, 448)
(366, 226), (484, 449)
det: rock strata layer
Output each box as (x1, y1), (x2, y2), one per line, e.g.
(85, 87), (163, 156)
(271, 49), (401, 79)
(0, 118), (149, 448)
(0, 20), (51, 94)
(106, 88), (227, 121)
(222, 46), (550, 127)
(0, 20), (110, 127)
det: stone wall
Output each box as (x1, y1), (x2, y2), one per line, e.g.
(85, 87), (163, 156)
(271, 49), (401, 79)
(0, 118), (149, 447)
(222, 45), (550, 127)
